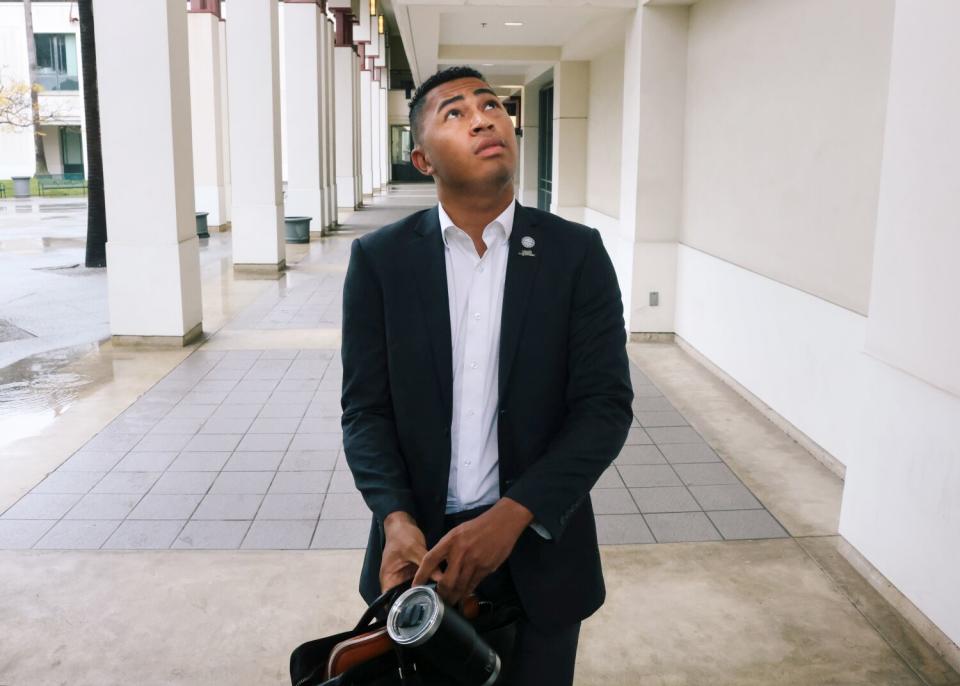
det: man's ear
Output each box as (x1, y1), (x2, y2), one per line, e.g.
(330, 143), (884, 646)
(410, 146), (434, 177)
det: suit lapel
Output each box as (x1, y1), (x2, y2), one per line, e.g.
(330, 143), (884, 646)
(410, 207), (453, 419)
(499, 202), (542, 399)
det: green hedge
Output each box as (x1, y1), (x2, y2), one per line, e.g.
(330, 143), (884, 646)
(1, 177), (88, 198)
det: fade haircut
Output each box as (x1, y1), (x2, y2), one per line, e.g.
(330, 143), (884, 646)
(408, 66), (487, 146)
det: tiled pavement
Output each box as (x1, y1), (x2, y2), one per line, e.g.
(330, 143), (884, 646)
(0, 188), (787, 550)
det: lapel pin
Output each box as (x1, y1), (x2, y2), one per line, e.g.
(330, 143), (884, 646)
(519, 235), (536, 257)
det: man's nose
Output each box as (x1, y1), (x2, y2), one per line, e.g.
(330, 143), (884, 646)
(471, 113), (495, 133)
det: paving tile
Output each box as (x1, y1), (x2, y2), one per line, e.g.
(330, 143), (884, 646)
(31, 471), (105, 494)
(259, 403), (309, 419)
(182, 390), (229, 405)
(298, 417), (343, 433)
(310, 519), (370, 549)
(594, 514), (655, 544)
(590, 489), (639, 514)
(103, 520), (185, 549)
(101, 417), (155, 435)
(149, 417), (205, 435)
(269, 391), (316, 406)
(199, 416), (256, 434)
(233, 378), (281, 393)
(193, 494), (265, 519)
(689, 484), (762, 511)
(623, 427), (652, 445)
(259, 349), (300, 360)
(209, 471), (275, 494)
(277, 450), (337, 471)
(673, 463), (740, 486)
(184, 433), (243, 452)
(248, 417), (302, 434)
(325, 470), (358, 493)
(616, 465), (682, 488)
(632, 397), (676, 412)
(173, 520), (251, 549)
(150, 471), (217, 495)
(635, 411), (689, 428)
(658, 443), (721, 464)
(632, 385), (663, 398)
(304, 402), (340, 418)
(236, 433), (293, 452)
(223, 451), (285, 471)
(57, 451), (126, 472)
(90, 472), (161, 495)
(630, 487), (701, 514)
(129, 494), (203, 520)
(113, 451), (178, 472)
(334, 452), (351, 472)
(242, 519), (316, 549)
(0, 520), (56, 548)
(224, 390), (272, 405)
(165, 403), (218, 420)
(256, 494), (325, 520)
(212, 404), (263, 419)
(83, 433), (141, 452)
(192, 379), (239, 393)
(289, 433), (341, 452)
(321, 492), (371, 519)
(1, 493), (82, 519)
(645, 512), (722, 543)
(133, 434), (192, 452)
(274, 378), (321, 393)
(594, 466), (624, 488)
(34, 520), (121, 549)
(647, 427), (705, 445)
(247, 360), (292, 380)
(167, 451), (232, 472)
(269, 471), (332, 494)
(615, 445), (666, 466)
(707, 510), (788, 540)
(64, 494), (141, 519)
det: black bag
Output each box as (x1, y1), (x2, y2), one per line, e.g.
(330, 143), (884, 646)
(289, 581), (522, 686)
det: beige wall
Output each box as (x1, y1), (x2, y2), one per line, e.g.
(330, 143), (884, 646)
(586, 45), (623, 219)
(680, 0), (895, 315)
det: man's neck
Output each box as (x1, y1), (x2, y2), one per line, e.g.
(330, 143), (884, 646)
(437, 182), (515, 239)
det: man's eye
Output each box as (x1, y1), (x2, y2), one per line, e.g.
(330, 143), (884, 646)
(445, 109), (461, 119)
(485, 101), (499, 110)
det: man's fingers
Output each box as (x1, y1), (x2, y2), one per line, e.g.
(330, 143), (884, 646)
(412, 538), (449, 586)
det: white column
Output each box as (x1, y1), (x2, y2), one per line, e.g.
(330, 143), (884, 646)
(380, 86), (389, 186)
(188, 8), (227, 228)
(360, 68), (373, 197)
(323, 18), (337, 228)
(550, 61), (589, 222)
(370, 75), (382, 192)
(519, 83), (539, 207)
(283, 0), (326, 232)
(218, 17), (232, 224)
(354, 53), (363, 205)
(94, 0), (202, 343)
(334, 44), (358, 209)
(226, 0), (285, 272)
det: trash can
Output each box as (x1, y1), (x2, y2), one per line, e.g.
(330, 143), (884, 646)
(195, 212), (210, 239)
(284, 216), (311, 244)
(12, 176), (31, 198)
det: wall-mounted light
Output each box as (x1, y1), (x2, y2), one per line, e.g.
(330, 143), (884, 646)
(378, 15), (384, 34)
(504, 21), (523, 27)
(370, 0), (376, 17)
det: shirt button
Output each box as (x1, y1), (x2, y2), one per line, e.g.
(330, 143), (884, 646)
(465, 461), (472, 467)
(473, 312), (481, 320)
(470, 362), (478, 369)
(467, 410), (475, 417)
(477, 265), (484, 273)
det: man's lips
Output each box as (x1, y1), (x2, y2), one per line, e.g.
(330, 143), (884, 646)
(475, 139), (506, 156)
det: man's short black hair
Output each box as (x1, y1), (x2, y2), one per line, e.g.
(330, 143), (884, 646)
(408, 66), (487, 146)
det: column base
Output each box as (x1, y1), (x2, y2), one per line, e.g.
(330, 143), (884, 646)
(233, 260), (287, 279)
(112, 322), (204, 348)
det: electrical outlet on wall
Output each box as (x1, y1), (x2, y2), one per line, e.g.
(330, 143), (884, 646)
(649, 291), (659, 307)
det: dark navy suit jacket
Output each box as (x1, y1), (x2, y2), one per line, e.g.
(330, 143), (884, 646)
(340, 200), (633, 629)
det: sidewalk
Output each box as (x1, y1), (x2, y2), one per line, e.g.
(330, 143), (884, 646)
(0, 185), (955, 685)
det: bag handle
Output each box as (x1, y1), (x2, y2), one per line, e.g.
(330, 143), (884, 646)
(353, 580), (413, 631)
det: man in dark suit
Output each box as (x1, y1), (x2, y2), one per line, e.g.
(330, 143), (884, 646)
(341, 65), (633, 685)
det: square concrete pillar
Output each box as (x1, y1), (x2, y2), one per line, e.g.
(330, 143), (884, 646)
(283, 0), (327, 232)
(188, 10), (228, 228)
(360, 69), (374, 197)
(226, 0), (285, 273)
(218, 17), (232, 224)
(380, 86), (389, 186)
(334, 45), (359, 209)
(323, 18), (338, 229)
(550, 61), (589, 221)
(370, 75), (382, 192)
(94, 0), (202, 345)
(354, 53), (363, 205)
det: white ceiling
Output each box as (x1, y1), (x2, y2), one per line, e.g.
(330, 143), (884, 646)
(392, 0), (637, 84)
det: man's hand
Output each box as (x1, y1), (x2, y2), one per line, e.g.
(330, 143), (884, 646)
(412, 498), (534, 605)
(379, 511), (440, 592)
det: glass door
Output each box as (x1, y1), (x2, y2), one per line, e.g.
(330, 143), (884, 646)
(60, 127), (85, 176)
(537, 84), (553, 211)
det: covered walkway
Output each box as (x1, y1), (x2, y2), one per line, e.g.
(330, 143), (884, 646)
(1, 187), (955, 684)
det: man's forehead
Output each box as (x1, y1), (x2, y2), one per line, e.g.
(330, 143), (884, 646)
(427, 77), (492, 105)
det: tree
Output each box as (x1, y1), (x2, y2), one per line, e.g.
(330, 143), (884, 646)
(22, 0), (49, 175)
(78, 0), (107, 268)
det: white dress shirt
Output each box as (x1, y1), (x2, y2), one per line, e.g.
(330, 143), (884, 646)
(438, 199), (514, 514)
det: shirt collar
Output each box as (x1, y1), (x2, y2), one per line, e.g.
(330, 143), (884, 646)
(438, 198), (516, 247)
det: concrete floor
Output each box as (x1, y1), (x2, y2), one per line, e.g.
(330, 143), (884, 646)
(1, 186), (957, 685)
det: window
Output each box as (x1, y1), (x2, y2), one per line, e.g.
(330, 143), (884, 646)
(35, 34), (79, 91)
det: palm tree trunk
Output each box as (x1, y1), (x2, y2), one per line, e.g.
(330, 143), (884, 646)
(79, 0), (107, 268)
(23, 0), (49, 176)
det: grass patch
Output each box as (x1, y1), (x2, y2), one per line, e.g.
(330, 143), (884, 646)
(0, 177), (88, 198)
